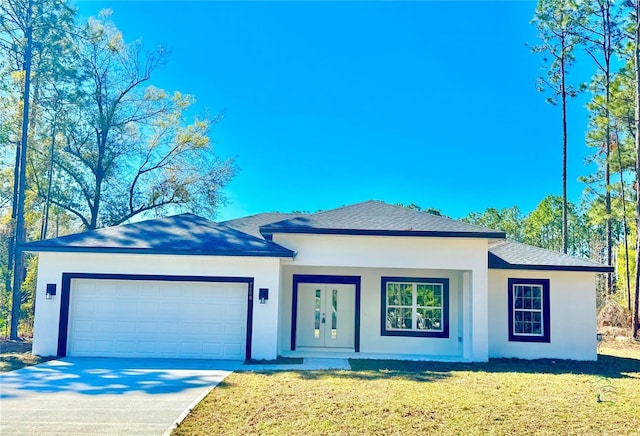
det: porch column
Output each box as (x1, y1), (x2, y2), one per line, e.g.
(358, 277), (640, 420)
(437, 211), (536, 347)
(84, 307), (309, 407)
(470, 268), (489, 361)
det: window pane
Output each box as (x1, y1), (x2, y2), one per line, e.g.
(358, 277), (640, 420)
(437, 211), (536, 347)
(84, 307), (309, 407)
(387, 283), (413, 306)
(417, 284), (442, 308)
(514, 319), (524, 333)
(531, 286), (541, 299)
(514, 297), (523, 309)
(416, 285), (433, 306)
(533, 297), (542, 310)
(387, 308), (403, 329)
(416, 309), (429, 330)
(314, 289), (321, 339)
(331, 288), (337, 339)
(514, 285), (524, 298)
(387, 307), (412, 329)
(385, 279), (447, 334)
(416, 308), (443, 331)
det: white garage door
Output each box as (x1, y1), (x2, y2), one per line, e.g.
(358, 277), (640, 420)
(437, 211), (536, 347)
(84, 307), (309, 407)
(67, 279), (248, 359)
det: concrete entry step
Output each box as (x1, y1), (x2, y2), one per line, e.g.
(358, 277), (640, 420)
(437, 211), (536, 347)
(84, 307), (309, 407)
(241, 358), (351, 371)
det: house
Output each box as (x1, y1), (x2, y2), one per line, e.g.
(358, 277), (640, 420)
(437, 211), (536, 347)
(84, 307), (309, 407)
(25, 201), (612, 362)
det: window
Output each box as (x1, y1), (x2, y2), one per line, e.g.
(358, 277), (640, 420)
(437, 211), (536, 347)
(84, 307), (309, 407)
(381, 277), (449, 338)
(508, 278), (550, 343)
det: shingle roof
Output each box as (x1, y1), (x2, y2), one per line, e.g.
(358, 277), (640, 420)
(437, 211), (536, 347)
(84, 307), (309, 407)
(22, 213), (295, 258)
(488, 240), (612, 272)
(221, 212), (305, 239)
(260, 201), (506, 239)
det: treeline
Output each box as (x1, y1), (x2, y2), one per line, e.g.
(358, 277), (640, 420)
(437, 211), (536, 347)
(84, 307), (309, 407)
(529, 0), (640, 337)
(461, 196), (619, 307)
(0, 1), (235, 338)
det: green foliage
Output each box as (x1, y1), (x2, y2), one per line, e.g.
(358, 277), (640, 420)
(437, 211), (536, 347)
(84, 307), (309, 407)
(0, 1), (236, 334)
(462, 206), (524, 241)
(47, 13), (236, 229)
(396, 203), (445, 217)
(531, 0), (583, 102)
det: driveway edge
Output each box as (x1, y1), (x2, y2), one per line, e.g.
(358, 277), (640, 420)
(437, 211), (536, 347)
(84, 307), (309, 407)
(162, 375), (230, 436)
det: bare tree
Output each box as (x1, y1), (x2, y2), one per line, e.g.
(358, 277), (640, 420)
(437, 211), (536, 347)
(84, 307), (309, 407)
(51, 13), (236, 229)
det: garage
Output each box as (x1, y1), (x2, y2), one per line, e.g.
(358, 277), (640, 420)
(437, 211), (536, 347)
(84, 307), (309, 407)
(65, 278), (250, 360)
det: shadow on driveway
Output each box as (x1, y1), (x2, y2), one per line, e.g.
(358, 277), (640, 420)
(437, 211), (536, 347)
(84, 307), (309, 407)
(1, 357), (242, 399)
(0, 358), (241, 435)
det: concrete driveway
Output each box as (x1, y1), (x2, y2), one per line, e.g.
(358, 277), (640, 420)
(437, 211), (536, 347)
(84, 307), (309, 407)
(0, 357), (241, 435)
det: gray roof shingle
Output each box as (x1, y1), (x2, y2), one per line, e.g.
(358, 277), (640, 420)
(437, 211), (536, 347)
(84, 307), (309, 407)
(21, 202), (613, 273)
(22, 213), (295, 258)
(221, 212), (305, 239)
(260, 200), (506, 239)
(488, 240), (612, 272)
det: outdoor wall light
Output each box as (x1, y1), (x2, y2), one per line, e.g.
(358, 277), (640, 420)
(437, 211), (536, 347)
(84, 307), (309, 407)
(259, 288), (269, 304)
(45, 283), (57, 299)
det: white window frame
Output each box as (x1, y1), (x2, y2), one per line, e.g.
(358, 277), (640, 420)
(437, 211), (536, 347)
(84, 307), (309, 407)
(512, 284), (544, 337)
(381, 277), (449, 338)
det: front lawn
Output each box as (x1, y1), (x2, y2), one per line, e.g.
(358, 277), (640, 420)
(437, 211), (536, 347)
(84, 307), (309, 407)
(173, 345), (640, 435)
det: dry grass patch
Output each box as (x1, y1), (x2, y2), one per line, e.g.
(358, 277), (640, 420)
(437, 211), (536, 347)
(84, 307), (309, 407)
(0, 340), (54, 373)
(174, 347), (640, 436)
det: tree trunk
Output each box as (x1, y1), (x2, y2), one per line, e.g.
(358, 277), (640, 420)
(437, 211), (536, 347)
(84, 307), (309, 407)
(616, 131), (632, 311)
(40, 115), (57, 240)
(561, 39), (569, 255)
(10, 0), (33, 340)
(633, 0), (640, 340)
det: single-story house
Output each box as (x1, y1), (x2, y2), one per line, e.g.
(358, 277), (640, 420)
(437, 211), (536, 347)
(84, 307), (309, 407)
(25, 200), (612, 362)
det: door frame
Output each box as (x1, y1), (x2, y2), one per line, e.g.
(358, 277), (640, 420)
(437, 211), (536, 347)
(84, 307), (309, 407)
(291, 274), (361, 352)
(57, 272), (255, 359)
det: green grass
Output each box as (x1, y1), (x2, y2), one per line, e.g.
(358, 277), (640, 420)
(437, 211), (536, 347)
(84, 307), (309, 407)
(173, 345), (640, 436)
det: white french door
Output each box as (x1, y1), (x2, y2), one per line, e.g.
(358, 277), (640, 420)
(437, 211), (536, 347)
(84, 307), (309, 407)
(296, 283), (355, 349)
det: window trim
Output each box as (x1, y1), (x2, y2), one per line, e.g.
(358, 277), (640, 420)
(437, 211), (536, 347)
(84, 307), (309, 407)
(507, 278), (550, 343)
(380, 277), (449, 338)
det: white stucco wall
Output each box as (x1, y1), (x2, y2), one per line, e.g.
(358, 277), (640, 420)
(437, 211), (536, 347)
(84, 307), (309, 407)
(275, 234), (490, 361)
(31, 252), (282, 360)
(280, 265), (464, 357)
(488, 269), (597, 361)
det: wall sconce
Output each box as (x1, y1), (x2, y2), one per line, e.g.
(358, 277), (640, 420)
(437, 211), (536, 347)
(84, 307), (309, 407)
(46, 283), (57, 300)
(259, 288), (269, 304)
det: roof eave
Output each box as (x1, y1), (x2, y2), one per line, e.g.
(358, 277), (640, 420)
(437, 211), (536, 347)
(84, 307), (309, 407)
(21, 245), (295, 258)
(488, 256), (613, 273)
(489, 263), (613, 273)
(260, 227), (506, 239)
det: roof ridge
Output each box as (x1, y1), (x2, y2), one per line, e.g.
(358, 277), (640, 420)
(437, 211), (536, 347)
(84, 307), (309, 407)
(307, 200), (380, 217)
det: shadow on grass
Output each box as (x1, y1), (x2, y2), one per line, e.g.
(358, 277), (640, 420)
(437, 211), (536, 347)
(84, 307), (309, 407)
(239, 353), (639, 383)
(346, 354), (640, 380)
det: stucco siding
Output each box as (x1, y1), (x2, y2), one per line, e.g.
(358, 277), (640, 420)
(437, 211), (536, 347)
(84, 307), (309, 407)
(275, 233), (491, 361)
(281, 266), (465, 357)
(488, 269), (597, 361)
(32, 252), (281, 360)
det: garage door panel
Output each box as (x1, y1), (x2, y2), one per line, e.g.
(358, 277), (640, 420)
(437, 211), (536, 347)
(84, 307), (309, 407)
(114, 340), (135, 353)
(225, 324), (243, 336)
(114, 321), (136, 333)
(67, 279), (249, 359)
(223, 343), (243, 358)
(94, 340), (114, 353)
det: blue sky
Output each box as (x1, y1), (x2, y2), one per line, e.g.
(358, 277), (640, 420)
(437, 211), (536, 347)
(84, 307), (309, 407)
(76, 1), (596, 221)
